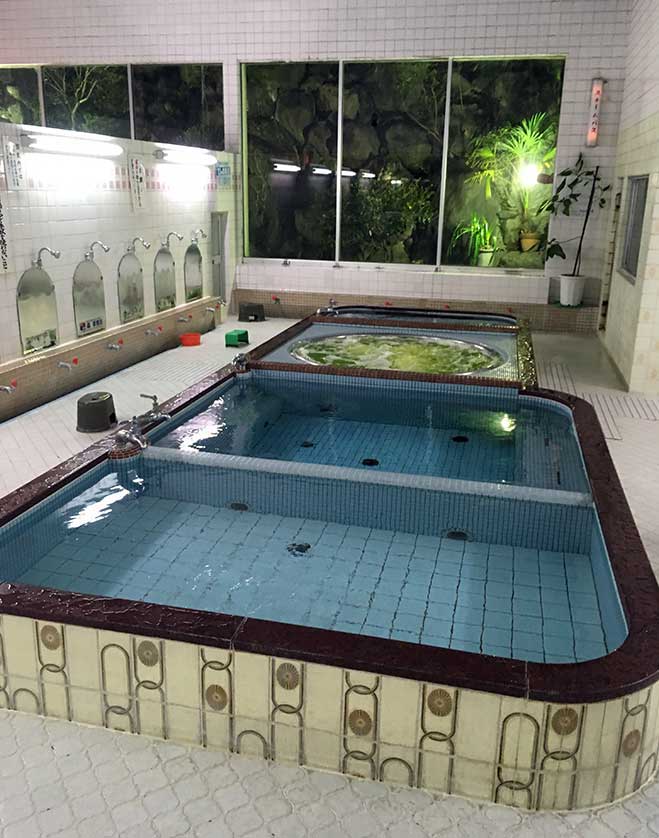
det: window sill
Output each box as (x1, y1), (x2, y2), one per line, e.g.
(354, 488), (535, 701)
(240, 257), (546, 278)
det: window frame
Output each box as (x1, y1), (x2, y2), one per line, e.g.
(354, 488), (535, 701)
(240, 54), (565, 273)
(619, 175), (649, 284)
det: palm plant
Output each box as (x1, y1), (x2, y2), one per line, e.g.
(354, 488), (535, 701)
(466, 113), (557, 239)
(449, 213), (498, 265)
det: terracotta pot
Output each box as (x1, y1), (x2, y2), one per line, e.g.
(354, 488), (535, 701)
(520, 232), (541, 252)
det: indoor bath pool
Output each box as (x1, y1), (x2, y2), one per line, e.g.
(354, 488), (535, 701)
(0, 356), (657, 811)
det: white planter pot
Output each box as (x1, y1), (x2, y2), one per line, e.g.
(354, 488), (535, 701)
(559, 274), (585, 306)
(477, 249), (495, 267)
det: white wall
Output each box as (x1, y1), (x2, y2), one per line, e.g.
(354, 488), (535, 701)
(0, 0), (630, 308)
(0, 124), (237, 362)
(603, 0), (659, 391)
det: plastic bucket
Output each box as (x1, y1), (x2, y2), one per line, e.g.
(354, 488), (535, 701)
(179, 332), (201, 347)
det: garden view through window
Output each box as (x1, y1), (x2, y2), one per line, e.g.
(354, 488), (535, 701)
(244, 57), (565, 267)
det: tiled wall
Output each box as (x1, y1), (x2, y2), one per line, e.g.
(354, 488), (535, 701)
(0, 123), (238, 364)
(603, 0), (659, 392)
(0, 0), (630, 309)
(0, 611), (657, 811)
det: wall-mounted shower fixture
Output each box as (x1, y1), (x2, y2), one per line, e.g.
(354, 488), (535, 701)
(177, 314), (193, 323)
(128, 237), (151, 253)
(191, 228), (207, 243)
(85, 240), (110, 261)
(33, 246), (61, 267)
(0, 379), (17, 393)
(57, 358), (79, 371)
(164, 232), (184, 248)
(107, 338), (124, 351)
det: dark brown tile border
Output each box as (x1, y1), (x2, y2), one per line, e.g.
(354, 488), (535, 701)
(0, 320), (656, 704)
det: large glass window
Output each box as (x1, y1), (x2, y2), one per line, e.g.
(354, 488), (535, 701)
(244, 62), (339, 260)
(340, 62), (447, 264)
(0, 68), (40, 126)
(442, 59), (564, 270)
(132, 64), (224, 149)
(43, 65), (130, 137)
(244, 57), (565, 267)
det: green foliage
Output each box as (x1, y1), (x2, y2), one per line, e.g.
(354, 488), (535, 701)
(449, 213), (498, 265)
(43, 66), (130, 137)
(0, 69), (40, 126)
(341, 169), (436, 263)
(539, 153), (611, 275)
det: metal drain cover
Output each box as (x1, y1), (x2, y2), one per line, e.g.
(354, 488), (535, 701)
(229, 501), (249, 511)
(362, 458), (379, 467)
(287, 542), (311, 556)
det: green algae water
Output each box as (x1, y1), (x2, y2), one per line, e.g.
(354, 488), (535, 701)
(290, 333), (505, 374)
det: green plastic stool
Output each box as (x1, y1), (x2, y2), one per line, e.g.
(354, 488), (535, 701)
(225, 329), (249, 347)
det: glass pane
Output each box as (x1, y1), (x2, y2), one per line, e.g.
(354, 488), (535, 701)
(17, 266), (59, 354)
(245, 62), (338, 259)
(621, 176), (648, 278)
(72, 259), (106, 336)
(117, 252), (145, 323)
(43, 65), (130, 137)
(153, 246), (177, 311)
(442, 59), (564, 270)
(132, 64), (224, 149)
(0, 67), (40, 126)
(340, 61), (447, 264)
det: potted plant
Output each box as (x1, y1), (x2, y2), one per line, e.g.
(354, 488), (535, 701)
(539, 153), (610, 306)
(449, 213), (499, 267)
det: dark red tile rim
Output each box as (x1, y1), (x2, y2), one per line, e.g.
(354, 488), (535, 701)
(0, 331), (657, 703)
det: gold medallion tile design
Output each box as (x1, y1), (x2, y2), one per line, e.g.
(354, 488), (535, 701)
(0, 614), (656, 810)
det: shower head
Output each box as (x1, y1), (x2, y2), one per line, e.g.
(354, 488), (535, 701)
(34, 246), (61, 267)
(129, 236), (151, 252)
(165, 231), (184, 248)
(191, 228), (208, 243)
(86, 240), (111, 260)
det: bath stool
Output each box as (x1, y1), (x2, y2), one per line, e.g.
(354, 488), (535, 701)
(77, 391), (117, 433)
(225, 329), (249, 347)
(238, 302), (265, 322)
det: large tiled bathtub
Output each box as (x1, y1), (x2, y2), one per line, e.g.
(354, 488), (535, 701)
(0, 314), (657, 811)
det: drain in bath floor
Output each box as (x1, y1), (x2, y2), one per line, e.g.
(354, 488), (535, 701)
(300, 440), (315, 448)
(287, 542), (311, 556)
(229, 501), (249, 511)
(361, 458), (379, 467)
(446, 529), (469, 541)
(452, 435), (469, 443)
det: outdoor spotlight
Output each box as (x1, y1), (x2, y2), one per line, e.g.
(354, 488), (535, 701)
(518, 163), (541, 188)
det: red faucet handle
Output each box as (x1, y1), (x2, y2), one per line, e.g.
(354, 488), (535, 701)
(215, 303), (221, 309)
(157, 325), (163, 332)
(443, 304), (450, 310)
(188, 313), (193, 320)
(117, 338), (124, 345)
(10, 379), (17, 388)
(384, 300), (392, 306)
(72, 357), (79, 366)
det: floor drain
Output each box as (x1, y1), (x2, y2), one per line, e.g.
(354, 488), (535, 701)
(361, 458), (379, 467)
(452, 435), (469, 443)
(301, 440), (315, 448)
(446, 529), (469, 541)
(319, 403), (337, 413)
(229, 501), (249, 512)
(288, 542), (311, 556)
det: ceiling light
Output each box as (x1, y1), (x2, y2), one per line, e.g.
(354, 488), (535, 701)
(273, 162), (301, 173)
(341, 169), (356, 177)
(154, 145), (216, 166)
(390, 178), (403, 186)
(21, 133), (123, 158)
(312, 167), (332, 176)
(360, 171), (375, 179)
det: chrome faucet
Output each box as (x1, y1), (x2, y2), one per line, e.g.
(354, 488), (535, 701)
(191, 228), (207, 243)
(107, 340), (123, 351)
(144, 328), (160, 336)
(205, 306), (217, 313)
(0, 381), (16, 393)
(85, 240), (110, 261)
(33, 247), (61, 268)
(139, 393), (171, 424)
(114, 418), (147, 450)
(57, 361), (73, 370)
(128, 236), (151, 253)
(233, 353), (248, 371)
(164, 231), (184, 248)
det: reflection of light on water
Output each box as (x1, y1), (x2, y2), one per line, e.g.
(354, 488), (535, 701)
(66, 485), (130, 529)
(178, 416), (225, 451)
(500, 413), (517, 433)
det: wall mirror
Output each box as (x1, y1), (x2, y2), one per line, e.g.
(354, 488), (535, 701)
(72, 259), (106, 336)
(153, 247), (177, 312)
(184, 243), (203, 301)
(17, 266), (59, 354)
(117, 252), (145, 323)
